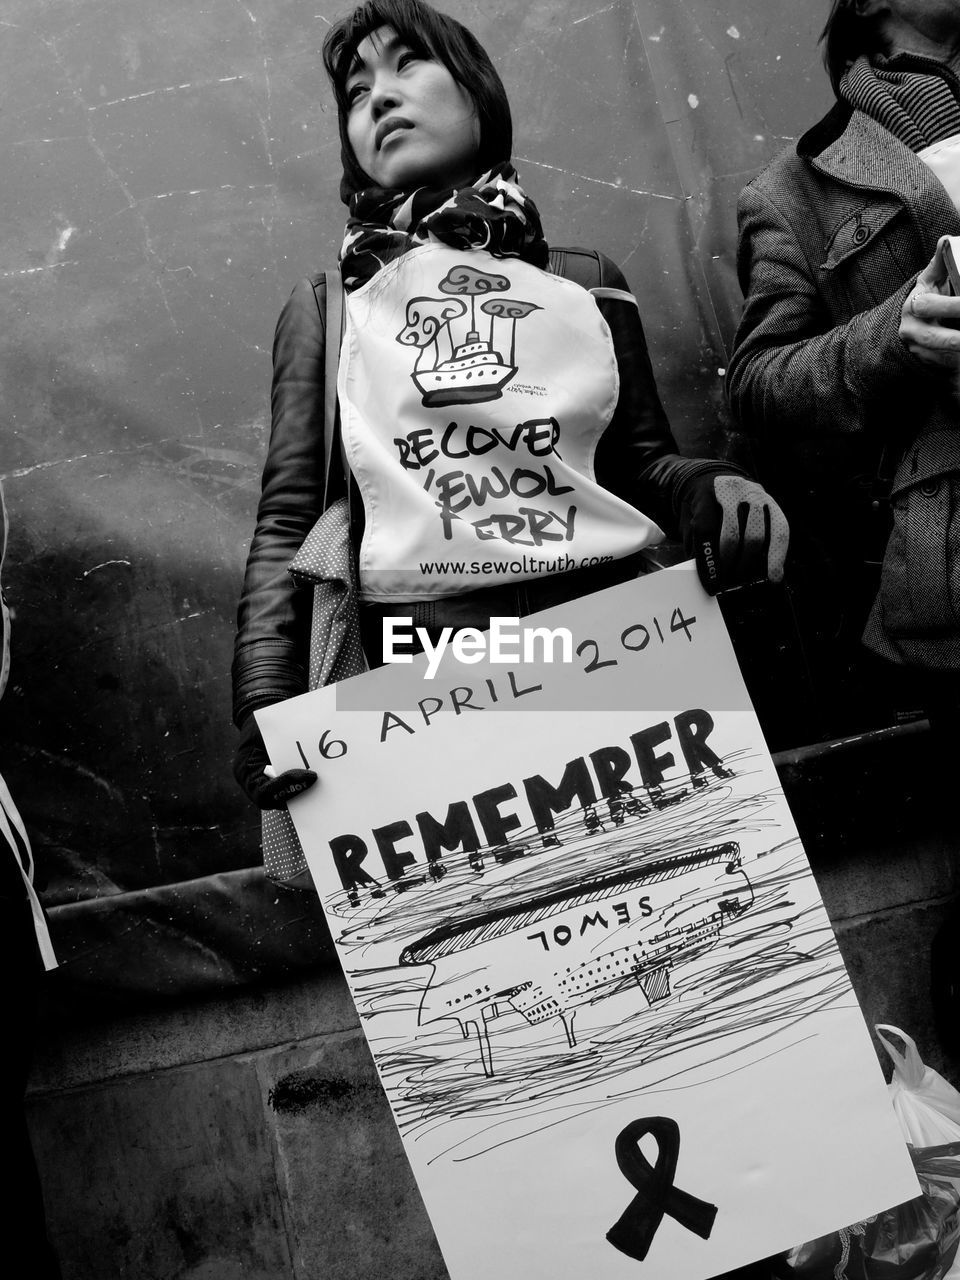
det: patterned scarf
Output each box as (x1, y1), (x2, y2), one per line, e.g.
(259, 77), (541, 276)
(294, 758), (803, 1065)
(841, 53), (960, 152)
(338, 162), (549, 292)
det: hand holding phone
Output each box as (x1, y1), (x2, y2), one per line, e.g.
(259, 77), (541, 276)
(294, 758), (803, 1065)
(941, 235), (960, 297)
(900, 240), (960, 361)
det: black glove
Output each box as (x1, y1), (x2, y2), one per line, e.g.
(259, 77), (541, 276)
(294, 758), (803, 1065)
(233, 714), (318, 809)
(678, 472), (789, 596)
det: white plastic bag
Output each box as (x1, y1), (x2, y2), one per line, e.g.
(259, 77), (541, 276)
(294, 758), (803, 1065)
(776, 1027), (960, 1280)
(878, 1025), (960, 1280)
(876, 1026), (960, 1148)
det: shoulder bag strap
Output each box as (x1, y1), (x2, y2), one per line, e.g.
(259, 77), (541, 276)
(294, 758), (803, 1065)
(547, 245), (603, 290)
(321, 269), (346, 512)
(547, 247), (567, 277)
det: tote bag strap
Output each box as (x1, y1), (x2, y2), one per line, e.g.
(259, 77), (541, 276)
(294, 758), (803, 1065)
(321, 269), (346, 512)
(263, 272), (349, 892)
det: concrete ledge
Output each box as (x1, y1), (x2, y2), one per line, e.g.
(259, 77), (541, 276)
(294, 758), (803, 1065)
(44, 867), (335, 1019)
(31, 969), (358, 1094)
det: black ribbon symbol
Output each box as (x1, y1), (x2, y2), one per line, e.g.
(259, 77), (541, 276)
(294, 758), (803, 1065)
(606, 1117), (718, 1262)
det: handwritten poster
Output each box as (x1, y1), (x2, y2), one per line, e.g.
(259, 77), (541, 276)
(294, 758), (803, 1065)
(257, 565), (918, 1280)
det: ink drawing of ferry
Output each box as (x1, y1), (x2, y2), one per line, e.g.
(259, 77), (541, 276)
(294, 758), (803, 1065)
(397, 263), (541, 408)
(412, 328), (517, 406)
(400, 841), (753, 1076)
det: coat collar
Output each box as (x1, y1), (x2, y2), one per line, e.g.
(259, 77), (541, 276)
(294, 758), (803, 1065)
(797, 100), (854, 160)
(799, 100), (926, 194)
(796, 98), (960, 242)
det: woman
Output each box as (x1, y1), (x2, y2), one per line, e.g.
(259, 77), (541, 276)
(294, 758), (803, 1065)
(232, 0), (788, 811)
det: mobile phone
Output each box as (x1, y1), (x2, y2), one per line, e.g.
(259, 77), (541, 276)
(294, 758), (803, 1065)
(942, 235), (960, 296)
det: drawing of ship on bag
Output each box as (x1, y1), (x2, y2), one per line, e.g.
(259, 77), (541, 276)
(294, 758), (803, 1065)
(399, 261), (538, 407)
(864, 428), (960, 668)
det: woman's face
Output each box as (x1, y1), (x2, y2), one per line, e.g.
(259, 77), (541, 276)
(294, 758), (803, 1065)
(344, 26), (481, 190)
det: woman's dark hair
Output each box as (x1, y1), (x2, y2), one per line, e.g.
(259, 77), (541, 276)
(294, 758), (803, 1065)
(322, 0), (513, 200)
(820, 0), (889, 95)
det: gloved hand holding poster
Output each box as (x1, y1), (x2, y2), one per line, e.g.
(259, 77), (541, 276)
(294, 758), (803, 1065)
(257, 563), (918, 1280)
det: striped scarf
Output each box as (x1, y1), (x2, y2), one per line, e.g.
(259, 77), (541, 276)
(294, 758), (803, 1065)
(841, 53), (960, 152)
(338, 162), (548, 292)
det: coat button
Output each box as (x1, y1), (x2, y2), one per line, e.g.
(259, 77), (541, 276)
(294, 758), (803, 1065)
(853, 225), (870, 244)
(920, 481), (939, 497)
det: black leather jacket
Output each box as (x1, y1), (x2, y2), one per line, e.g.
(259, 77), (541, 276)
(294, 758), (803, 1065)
(232, 248), (727, 726)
